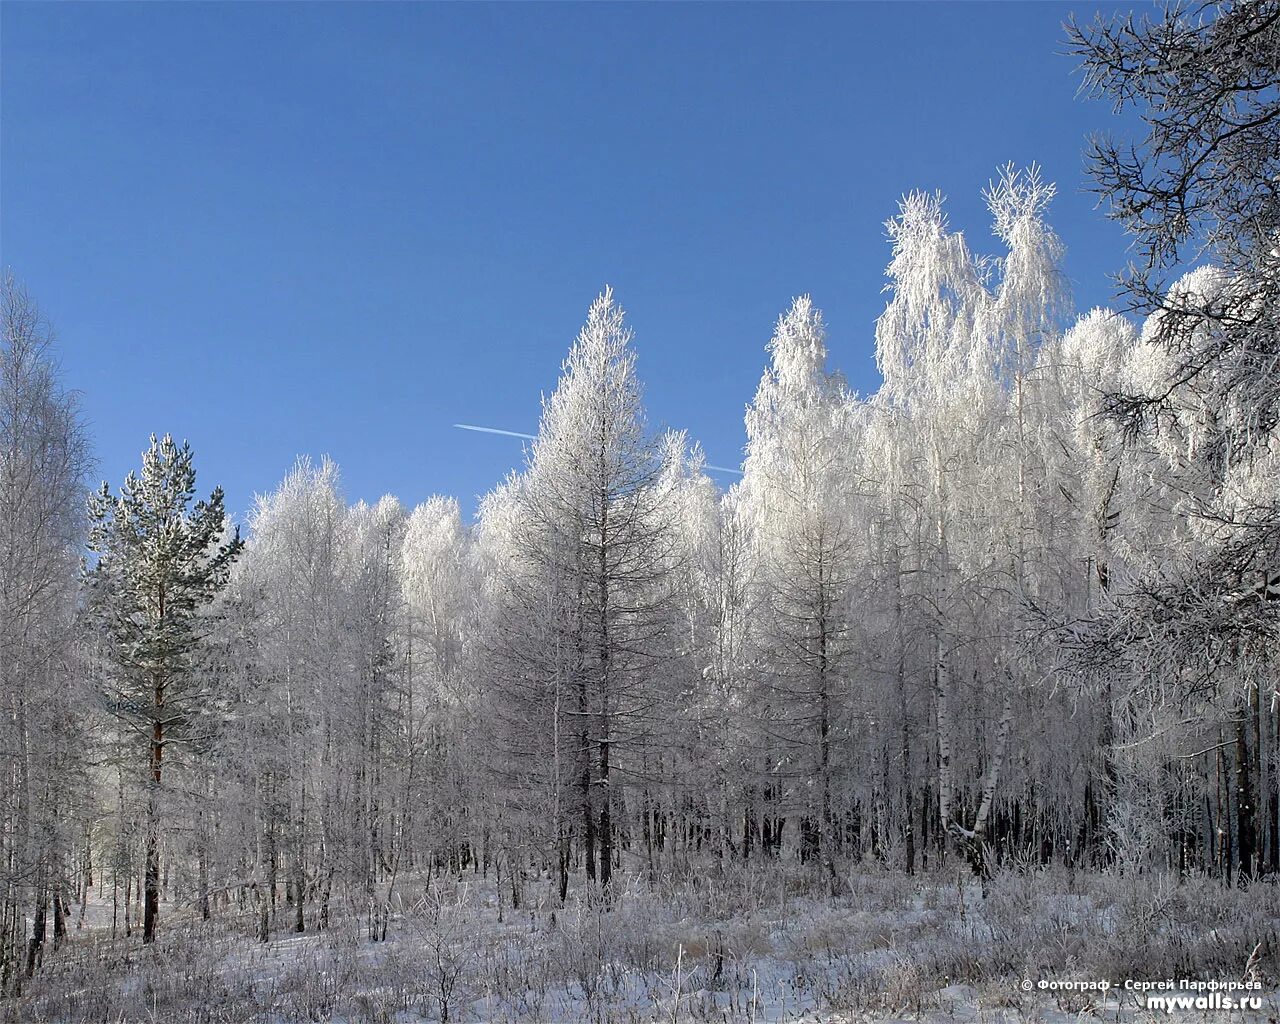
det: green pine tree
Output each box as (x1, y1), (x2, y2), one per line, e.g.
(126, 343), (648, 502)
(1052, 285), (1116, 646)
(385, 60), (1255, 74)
(86, 434), (243, 944)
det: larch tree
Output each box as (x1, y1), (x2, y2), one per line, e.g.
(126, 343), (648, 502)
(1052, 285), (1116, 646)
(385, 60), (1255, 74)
(487, 288), (681, 895)
(476, 471), (582, 901)
(656, 438), (747, 869)
(740, 296), (863, 889)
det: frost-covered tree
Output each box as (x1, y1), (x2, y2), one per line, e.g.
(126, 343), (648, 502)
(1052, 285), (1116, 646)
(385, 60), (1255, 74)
(475, 472), (578, 899)
(344, 495), (406, 939)
(1070, 0), (1280, 878)
(240, 457), (350, 931)
(871, 169), (1085, 876)
(401, 496), (477, 879)
(654, 438), (748, 868)
(739, 296), (861, 888)
(85, 434), (241, 944)
(1069, 0), (1279, 654)
(403, 497), (470, 686)
(0, 278), (92, 987)
(874, 191), (993, 866)
(483, 288), (682, 895)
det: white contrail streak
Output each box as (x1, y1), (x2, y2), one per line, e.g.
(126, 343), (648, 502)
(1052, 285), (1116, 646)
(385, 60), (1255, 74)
(453, 423), (538, 440)
(453, 424), (743, 476)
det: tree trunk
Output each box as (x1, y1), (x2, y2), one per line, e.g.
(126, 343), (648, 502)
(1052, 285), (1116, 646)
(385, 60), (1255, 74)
(598, 732), (612, 891)
(595, 484), (613, 894)
(198, 828), (210, 922)
(1251, 681), (1264, 872)
(293, 849), (305, 933)
(24, 892), (45, 979)
(1235, 708), (1255, 881)
(968, 683), (1014, 878)
(902, 711), (915, 875)
(895, 554), (914, 875)
(935, 648), (954, 851)
(51, 886), (66, 951)
(143, 694), (163, 945)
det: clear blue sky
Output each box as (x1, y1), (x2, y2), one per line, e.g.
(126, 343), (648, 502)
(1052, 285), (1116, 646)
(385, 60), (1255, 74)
(2, 1), (1139, 523)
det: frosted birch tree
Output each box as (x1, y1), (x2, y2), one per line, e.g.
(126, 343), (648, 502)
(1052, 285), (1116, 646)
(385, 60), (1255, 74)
(402, 496), (476, 877)
(874, 193), (992, 865)
(0, 278), (92, 987)
(241, 457), (349, 930)
(344, 495), (406, 939)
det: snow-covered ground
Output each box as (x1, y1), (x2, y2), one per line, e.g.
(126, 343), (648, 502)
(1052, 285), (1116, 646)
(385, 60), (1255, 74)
(6, 864), (1278, 1023)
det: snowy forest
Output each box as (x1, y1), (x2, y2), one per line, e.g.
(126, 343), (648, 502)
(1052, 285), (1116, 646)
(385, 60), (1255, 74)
(3, 3), (1279, 1022)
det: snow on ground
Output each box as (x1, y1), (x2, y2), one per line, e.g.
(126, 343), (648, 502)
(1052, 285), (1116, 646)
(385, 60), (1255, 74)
(5, 864), (1278, 1023)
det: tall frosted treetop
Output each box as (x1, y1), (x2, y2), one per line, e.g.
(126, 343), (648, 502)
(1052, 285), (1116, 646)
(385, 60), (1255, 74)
(746, 296), (838, 443)
(875, 191), (989, 406)
(529, 287), (653, 495)
(744, 296), (855, 514)
(984, 164), (1067, 379)
(247, 455), (346, 555)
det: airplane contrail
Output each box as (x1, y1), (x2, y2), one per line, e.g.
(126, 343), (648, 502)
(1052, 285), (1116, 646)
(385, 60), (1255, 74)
(453, 424), (742, 476)
(454, 423), (538, 440)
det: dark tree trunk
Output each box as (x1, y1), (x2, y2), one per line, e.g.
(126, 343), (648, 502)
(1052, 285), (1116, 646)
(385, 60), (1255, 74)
(24, 894), (46, 979)
(580, 737), (596, 884)
(598, 733), (612, 890)
(557, 834), (569, 904)
(1270, 695), (1280, 873)
(1251, 682), (1264, 871)
(1236, 711), (1256, 881)
(293, 853), (305, 933)
(51, 888), (66, 951)
(198, 836), (210, 921)
(1218, 736), (1232, 882)
(143, 699), (163, 945)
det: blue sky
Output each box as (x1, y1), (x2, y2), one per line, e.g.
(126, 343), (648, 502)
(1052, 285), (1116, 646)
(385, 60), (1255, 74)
(3, 1), (1140, 523)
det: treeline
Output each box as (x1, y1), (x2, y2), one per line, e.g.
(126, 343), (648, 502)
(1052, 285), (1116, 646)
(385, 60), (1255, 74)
(1, 0), (1277, 995)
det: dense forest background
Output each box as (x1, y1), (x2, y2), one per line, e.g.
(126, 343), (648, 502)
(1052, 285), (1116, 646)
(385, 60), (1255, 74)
(2, 3), (1278, 1021)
